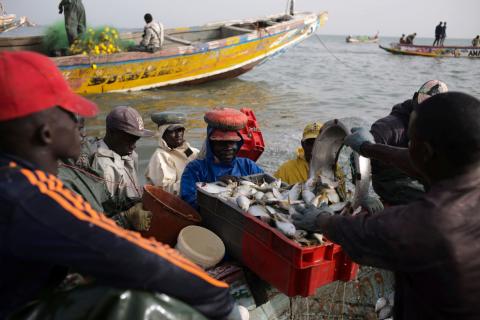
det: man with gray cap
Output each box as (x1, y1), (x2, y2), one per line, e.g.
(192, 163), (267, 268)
(145, 112), (199, 195)
(90, 106), (153, 214)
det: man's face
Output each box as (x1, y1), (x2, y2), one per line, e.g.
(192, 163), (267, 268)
(112, 129), (140, 156)
(301, 138), (316, 163)
(51, 108), (82, 160)
(163, 127), (185, 149)
(210, 140), (238, 164)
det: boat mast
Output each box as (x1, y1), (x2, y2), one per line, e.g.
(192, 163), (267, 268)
(0, 2), (6, 16)
(289, 0), (295, 16)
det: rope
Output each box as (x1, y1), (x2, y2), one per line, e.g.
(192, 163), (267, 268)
(313, 33), (353, 69)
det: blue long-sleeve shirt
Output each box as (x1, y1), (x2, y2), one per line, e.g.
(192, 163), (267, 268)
(180, 128), (263, 208)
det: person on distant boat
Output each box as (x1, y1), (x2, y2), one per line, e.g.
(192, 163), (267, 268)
(180, 108), (263, 208)
(432, 22), (442, 46)
(473, 35), (480, 47)
(145, 112), (199, 195)
(58, 0), (86, 46)
(399, 34), (406, 44)
(440, 22), (447, 46)
(405, 33), (416, 44)
(139, 13), (164, 52)
(275, 122), (322, 185)
(346, 80), (448, 205)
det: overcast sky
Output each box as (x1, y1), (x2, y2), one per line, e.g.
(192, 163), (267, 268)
(4, 0), (480, 38)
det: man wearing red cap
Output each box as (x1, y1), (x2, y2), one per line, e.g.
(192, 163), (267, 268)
(0, 51), (240, 319)
(180, 108), (263, 208)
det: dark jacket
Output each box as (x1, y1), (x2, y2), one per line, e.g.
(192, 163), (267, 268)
(180, 127), (263, 208)
(435, 24), (442, 37)
(0, 153), (234, 319)
(325, 168), (480, 319)
(370, 99), (425, 204)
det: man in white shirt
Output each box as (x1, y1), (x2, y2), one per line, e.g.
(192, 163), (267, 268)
(139, 13), (164, 52)
(145, 112), (199, 195)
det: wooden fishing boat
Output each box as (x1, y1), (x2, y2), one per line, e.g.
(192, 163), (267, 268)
(54, 11), (327, 94)
(380, 42), (480, 58)
(346, 33), (379, 44)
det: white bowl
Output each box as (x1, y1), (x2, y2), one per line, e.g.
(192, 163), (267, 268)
(176, 226), (225, 269)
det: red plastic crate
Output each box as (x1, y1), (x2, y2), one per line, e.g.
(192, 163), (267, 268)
(196, 174), (359, 297)
(241, 213), (358, 297)
(237, 108), (265, 162)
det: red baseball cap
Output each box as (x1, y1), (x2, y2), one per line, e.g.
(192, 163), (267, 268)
(210, 129), (242, 141)
(0, 51), (98, 121)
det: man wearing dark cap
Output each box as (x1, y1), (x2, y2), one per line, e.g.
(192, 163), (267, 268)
(145, 112), (199, 195)
(0, 51), (241, 320)
(293, 92), (480, 319)
(90, 106), (153, 201)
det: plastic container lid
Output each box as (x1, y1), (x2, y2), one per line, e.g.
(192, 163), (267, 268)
(204, 107), (248, 131)
(151, 112), (186, 126)
(175, 226), (225, 269)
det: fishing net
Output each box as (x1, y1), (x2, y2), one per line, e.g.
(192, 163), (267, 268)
(42, 22), (136, 56)
(42, 21), (69, 55)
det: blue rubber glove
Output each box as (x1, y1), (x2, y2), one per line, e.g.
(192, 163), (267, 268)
(292, 203), (334, 233)
(360, 196), (384, 214)
(344, 127), (375, 153)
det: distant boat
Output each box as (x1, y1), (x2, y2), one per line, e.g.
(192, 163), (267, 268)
(0, 2), (34, 33)
(380, 42), (480, 58)
(346, 33), (379, 43)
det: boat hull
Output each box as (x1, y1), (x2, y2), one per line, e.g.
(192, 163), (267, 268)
(54, 12), (327, 94)
(380, 43), (480, 58)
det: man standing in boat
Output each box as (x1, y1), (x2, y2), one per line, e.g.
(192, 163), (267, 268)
(138, 13), (164, 52)
(58, 0), (86, 46)
(432, 22), (442, 46)
(440, 22), (447, 46)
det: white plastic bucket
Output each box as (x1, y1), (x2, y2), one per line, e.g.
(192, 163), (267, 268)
(176, 225), (225, 269)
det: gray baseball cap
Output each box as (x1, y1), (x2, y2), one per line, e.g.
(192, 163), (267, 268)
(106, 106), (154, 137)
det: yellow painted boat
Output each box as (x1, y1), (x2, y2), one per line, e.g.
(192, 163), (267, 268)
(53, 11), (327, 94)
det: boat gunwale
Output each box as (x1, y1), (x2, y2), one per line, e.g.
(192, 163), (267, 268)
(54, 12), (322, 69)
(389, 42), (479, 50)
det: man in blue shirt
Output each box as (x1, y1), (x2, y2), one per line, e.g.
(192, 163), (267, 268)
(181, 126), (263, 208)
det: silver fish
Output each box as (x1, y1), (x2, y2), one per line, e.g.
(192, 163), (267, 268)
(375, 297), (387, 313)
(253, 191), (265, 201)
(239, 180), (257, 187)
(196, 182), (229, 194)
(288, 183), (302, 202)
(301, 189), (315, 204)
(275, 217), (296, 238)
(236, 195), (251, 211)
(247, 205), (271, 223)
(326, 188), (340, 203)
(313, 233), (326, 245)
